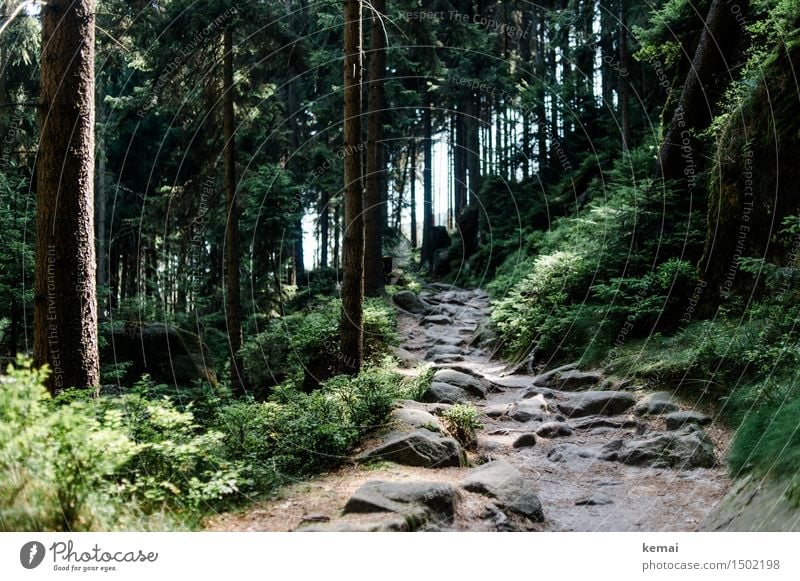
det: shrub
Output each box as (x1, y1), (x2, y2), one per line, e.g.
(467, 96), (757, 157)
(442, 404), (483, 450)
(215, 366), (402, 483)
(0, 358), (133, 531)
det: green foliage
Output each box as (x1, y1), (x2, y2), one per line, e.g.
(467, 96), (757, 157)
(0, 359), (133, 531)
(442, 404), (483, 450)
(215, 366), (403, 483)
(729, 394), (800, 505)
(241, 297), (397, 388)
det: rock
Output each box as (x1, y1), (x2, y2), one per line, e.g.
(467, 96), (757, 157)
(435, 335), (466, 347)
(529, 363), (578, 384)
(423, 382), (469, 404)
(101, 322), (217, 388)
(430, 354), (465, 364)
(547, 443), (600, 463)
(389, 346), (421, 369)
(521, 386), (564, 399)
(422, 314), (451, 325)
(552, 369), (603, 390)
(536, 422), (574, 438)
(570, 416), (639, 430)
(432, 369), (486, 398)
(508, 399), (549, 422)
(462, 460), (544, 521)
(512, 433), (538, 448)
(344, 480), (457, 526)
(665, 410), (712, 430)
(484, 404), (510, 418)
(357, 429), (465, 468)
(392, 290), (432, 315)
(635, 391), (680, 416)
(575, 493), (613, 506)
(599, 425), (716, 468)
(557, 391), (635, 418)
(426, 344), (463, 359)
(391, 408), (441, 432)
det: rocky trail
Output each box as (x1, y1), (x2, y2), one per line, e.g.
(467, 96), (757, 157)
(207, 284), (731, 532)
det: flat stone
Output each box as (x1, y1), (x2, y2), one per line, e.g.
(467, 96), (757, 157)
(536, 422), (574, 438)
(570, 416), (639, 430)
(552, 369), (603, 390)
(391, 407), (441, 431)
(462, 460), (543, 521)
(635, 391), (680, 416)
(484, 404), (510, 418)
(357, 429), (465, 468)
(557, 391), (635, 418)
(530, 363), (579, 384)
(429, 354), (465, 364)
(575, 493), (613, 506)
(422, 314), (451, 325)
(665, 410), (712, 430)
(423, 382), (469, 404)
(599, 425), (716, 469)
(433, 369), (486, 398)
(390, 346), (421, 369)
(426, 344), (463, 359)
(512, 433), (538, 448)
(547, 443), (600, 463)
(296, 514), (410, 532)
(344, 480), (457, 526)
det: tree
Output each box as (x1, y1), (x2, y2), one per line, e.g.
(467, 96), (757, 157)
(34, 0), (99, 394)
(363, 0), (387, 297)
(222, 27), (247, 396)
(339, 0), (364, 374)
(420, 100), (433, 271)
(653, 0), (750, 186)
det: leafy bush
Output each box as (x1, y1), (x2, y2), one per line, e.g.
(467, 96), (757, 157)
(215, 365), (402, 483)
(241, 297), (397, 390)
(0, 359), (133, 531)
(442, 404), (483, 450)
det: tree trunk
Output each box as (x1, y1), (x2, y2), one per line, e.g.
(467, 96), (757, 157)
(410, 139), (417, 248)
(619, 3), (631, 151)
(223, 28), (246, 396)
(319, 190), (330, 268)
(653, 0), (750, 186)
(340, 0), (364, 374)
(421, 101), (434, 271)
(96, 81), (108, 317)
(363, 0), (386, 297)
(34, 0), (99, 395)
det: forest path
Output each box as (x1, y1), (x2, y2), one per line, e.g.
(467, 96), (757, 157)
(206, 284), (731, 532)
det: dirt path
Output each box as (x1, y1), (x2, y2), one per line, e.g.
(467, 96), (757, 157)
(206, 284), (730, 532)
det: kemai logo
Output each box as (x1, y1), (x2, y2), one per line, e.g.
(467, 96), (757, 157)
(20, 541), (46, 569)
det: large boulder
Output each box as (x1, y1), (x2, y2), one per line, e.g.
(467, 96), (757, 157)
(557, 391), (635, 418)
(507, 399), (549, 422)
(357, 429), (466, 468)
(462, 460), (544, 521)
(600, 425), (716, 468)
(392, 290), (433, 315)
(101, 322), (216, 388)
(391, 407), (441, 432)
(634, 392), (680, 416)
(344, 480), (458, 527)
(423, 382), (469, 404)
(432, 369), (486, 398)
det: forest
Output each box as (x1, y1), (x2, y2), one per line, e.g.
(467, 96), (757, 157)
(1, 0), (800, 533)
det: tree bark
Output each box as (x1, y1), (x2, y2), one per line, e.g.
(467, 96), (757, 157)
(363, 0), (386, 297)
(35, 0), (99, 395)
(409, 139), (417, 248)
(653, 0), (750, 186)
(421, 101), (434, 271)
(340, 0), (364, 374)
(619, 3), (631, 151)
(223, 28), (246, 396)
